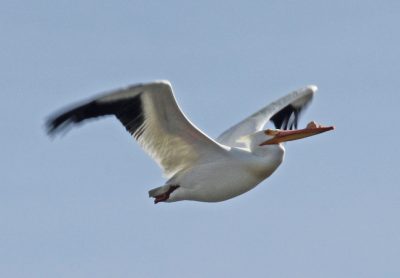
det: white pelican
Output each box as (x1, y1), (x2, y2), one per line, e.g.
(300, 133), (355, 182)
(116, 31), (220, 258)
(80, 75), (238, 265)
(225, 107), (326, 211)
(47, 81), (333, 203)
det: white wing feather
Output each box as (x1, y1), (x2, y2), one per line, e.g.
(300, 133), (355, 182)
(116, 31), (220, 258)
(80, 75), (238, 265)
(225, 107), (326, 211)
(126, 82), (228, 177)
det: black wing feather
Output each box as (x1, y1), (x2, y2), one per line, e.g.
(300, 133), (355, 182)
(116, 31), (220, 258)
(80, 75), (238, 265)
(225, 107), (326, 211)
(46, 94), (145, 138)
(270, 104), (302, 130)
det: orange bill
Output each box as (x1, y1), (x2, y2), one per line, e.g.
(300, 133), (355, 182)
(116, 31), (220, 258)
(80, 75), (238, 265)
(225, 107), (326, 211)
(260, 121), (335, 146)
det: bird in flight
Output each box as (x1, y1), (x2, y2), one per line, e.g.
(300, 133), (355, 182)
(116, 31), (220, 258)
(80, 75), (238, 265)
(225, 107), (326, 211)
(47, 81), (334, 204)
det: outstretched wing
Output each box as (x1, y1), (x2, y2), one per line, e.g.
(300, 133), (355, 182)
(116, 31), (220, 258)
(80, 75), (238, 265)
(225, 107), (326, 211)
(47, 81), (227, 177)
(216, 85), (316, 147)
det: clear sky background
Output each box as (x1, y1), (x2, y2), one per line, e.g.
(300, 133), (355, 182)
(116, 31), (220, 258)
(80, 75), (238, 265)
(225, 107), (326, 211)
(1, 1), (399, 277)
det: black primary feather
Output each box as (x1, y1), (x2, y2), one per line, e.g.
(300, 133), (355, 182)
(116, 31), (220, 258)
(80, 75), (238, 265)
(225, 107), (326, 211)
(270, 104), (302, 130)
(46, 94), (145, 138)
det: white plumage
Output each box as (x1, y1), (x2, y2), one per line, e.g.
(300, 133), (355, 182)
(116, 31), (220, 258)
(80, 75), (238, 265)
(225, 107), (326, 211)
(47, 81), (333, 203)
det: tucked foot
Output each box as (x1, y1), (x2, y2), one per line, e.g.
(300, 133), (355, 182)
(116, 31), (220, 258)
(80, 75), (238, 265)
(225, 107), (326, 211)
(154, 185), (179, 204)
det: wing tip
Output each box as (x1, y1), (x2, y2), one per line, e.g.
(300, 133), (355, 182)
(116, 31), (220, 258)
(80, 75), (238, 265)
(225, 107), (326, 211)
(45, 113), (64, 135)
(153, 80), (172, 87)
(44, 113), (73, 137)
(151, 79), (172, 90)
(306, 84), (318, 93)
(44, 101), (92, 136)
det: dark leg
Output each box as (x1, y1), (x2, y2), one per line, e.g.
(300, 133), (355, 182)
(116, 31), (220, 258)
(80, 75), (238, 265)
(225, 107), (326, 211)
(154, 185), (179, 204)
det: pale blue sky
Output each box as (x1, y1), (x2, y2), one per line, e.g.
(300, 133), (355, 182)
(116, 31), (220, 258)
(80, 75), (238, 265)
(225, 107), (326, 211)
(1, 1), (400, 277)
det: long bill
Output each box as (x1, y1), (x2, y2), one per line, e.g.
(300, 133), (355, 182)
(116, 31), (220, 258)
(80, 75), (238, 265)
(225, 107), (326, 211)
(260, 123), (334, 146)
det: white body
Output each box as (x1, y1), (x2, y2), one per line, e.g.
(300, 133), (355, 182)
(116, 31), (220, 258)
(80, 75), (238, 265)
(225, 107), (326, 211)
(167, 145), (285, 202)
